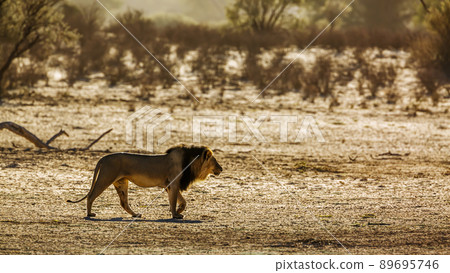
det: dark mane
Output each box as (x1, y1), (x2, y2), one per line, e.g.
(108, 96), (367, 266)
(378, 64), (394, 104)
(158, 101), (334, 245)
(166, 144), (208, 191)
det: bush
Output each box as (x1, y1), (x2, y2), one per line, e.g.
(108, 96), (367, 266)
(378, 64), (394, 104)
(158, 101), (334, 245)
(272, 51), (304, 94)
(191, 45), (229, 93)
(301, 54), (336, 101)
(410, 0), (450, 105)
(101, 9), (157, 87)
(62, 2), (107, 83)
(416, 68), (441, 105)
(355, 49), (397, 99)
(426, 0), (450, 77)
(0, 0), (77, 98)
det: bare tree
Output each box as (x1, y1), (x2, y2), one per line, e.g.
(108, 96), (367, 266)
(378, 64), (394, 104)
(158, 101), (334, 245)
(227, 0), (302, 32)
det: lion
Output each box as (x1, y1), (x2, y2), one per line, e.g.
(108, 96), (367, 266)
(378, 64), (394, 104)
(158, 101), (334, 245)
(67, 145), (222, 219)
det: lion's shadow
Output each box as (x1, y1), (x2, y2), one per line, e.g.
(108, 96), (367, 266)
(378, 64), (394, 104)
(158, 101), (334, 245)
(84, 217), (203, 224)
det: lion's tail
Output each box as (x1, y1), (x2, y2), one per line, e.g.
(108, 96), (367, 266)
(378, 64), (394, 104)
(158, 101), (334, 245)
(67, 160), (102, 203)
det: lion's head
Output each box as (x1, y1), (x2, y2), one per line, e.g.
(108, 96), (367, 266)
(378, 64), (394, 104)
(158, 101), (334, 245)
(166, 145), (222, 191)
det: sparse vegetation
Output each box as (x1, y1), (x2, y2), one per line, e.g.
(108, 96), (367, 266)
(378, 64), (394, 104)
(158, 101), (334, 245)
(411, 0), (450, 105)
(303, 54), (335, 101)
(426, 0), (450, 77)
(62, 2), (107, 85)
(0, 0), (448, 257)
(191, 45), (229, 93)
(354, 49), (397, 100)
(0, 0), (447, 111)
(416, 68), (442, 105)
(0, 0), (77, 97)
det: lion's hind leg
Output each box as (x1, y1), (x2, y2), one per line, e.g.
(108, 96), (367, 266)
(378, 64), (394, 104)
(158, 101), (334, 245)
(86, 168), (118, 217)
(113, 179), (141, 218)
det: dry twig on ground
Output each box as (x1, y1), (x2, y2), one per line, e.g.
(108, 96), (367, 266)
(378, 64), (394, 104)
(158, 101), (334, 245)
(80, 129), (113, 151)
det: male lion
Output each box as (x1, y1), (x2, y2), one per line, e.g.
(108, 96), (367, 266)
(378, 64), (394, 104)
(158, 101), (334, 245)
(67, 145), (222, 219)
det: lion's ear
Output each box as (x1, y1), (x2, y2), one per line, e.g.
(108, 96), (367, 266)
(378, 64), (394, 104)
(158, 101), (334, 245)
(203, 149), (212, 160)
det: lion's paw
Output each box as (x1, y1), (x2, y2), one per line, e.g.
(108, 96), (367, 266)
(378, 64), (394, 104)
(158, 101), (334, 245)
(172, 214), (184, 219)
(176, 205), (186, 214)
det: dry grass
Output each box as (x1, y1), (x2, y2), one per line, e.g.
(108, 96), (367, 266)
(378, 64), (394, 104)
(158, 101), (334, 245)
(354, 49), (397, 99)
(0, 81), (448, 254)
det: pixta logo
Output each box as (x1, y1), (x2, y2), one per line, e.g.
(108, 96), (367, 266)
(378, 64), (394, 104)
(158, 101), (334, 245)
(125, 106), (172, 152)
(126, 107), (325, 151)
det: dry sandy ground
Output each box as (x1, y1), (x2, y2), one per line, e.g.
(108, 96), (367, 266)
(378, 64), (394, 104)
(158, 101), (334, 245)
(0, 78), (449, 255)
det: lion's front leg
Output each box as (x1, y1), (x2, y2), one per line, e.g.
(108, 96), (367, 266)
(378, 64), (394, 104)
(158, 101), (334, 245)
(167, 186), (183, 219)
(176, 192), (186, 214)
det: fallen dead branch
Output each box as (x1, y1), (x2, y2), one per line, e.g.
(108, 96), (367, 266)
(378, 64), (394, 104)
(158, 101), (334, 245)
(370, 155), (403, 160)
(80, 129), (113, 151)
(377, 151), (410, 157)
(46, 129), (69, 145)
(0, 122), (58, 149)
(370, 151), (410, 160)
(0, 121), (112, 151)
